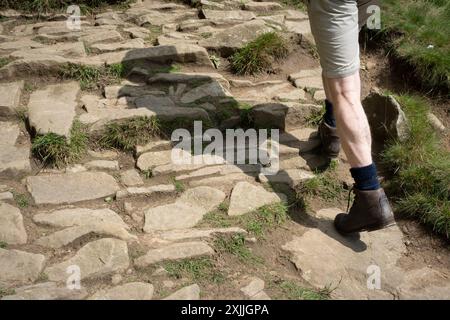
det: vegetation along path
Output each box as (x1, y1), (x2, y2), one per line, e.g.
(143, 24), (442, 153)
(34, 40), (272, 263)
(0, 0), (449, 300)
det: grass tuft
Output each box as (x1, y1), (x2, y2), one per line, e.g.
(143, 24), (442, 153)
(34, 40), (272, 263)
(31, 121), (88, 167)
(214, 234), (262, 264)
(230, 32), (289, 75)
(382, 94), (450, 237)
(164, 258), (224, 283)
(0, 0), (133, 13)
(98, 116), (160, 151)
(279, 280), (331, 300)
(59, 63), (126, 90)
(14, 193), (29, 208)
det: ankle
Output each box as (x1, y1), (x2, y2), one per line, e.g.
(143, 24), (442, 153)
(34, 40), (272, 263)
(350, 163), (380, 191)
(324, 99), (336, 127)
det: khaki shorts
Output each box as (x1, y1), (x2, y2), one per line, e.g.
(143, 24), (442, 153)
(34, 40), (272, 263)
(307, 0), (379, 78)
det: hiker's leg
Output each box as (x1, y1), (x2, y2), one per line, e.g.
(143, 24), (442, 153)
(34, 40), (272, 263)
(307, 0), (395, 234)
(323, 73), (372, 168)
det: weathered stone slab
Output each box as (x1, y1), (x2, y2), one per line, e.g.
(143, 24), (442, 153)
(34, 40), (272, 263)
(180, 81), (232, 104)
(0, 144), (31, 177)
(242, 2), (283, 12)
(89, 282), (154, 300)
(147, 227), (247, 242)
(228, 181), (284, 216)
(90, 38), (145, 53)
(0, 122), (20, 144)
(0, 249), (46, 287)
(116, 184), (175, 199)
(0, 81), (24, 117)
(0, 202), (27, 245)
(33, 207), (129, 229)
(45, 238), (129, 282)
(1, 282), (88, 300)
(35, 224), (136, 249)
(135, 241), (214, 267)
(282, 208), (406, 299)
(26, 172), (120, 205)
(11, 42), (86, 59)
(120, 169), (144, 187)
(198, 20), (273, 56)
(144, 186), (225, 231)
(258, 169), (314, 187)
(163, 284), (200, 300)
(85, 160), (120, 171)
(200, 9), (256, 20)
(27, 82), (80, 138)
(137, 150), (172, 171)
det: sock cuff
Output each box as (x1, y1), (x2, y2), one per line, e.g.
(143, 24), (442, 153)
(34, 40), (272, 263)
(350, 163), (378, 181)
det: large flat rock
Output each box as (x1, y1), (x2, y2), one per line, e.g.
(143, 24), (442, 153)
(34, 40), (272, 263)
(0, 202), (27, 244)
(1, 282), (88, 300)
(135, 241), (214, 267)
(26, 172), (120, 205)
(89, 282), (154, 300)
(45, 238), (129, 282)
(282, 208), (406, 299)
(0, 248), (46, 287)
(0, 122), (31, 178)
(144, 186), (225, 231)
(27, 82), (80, 138)
(0, 81), (24, 117)
(163, 284), (200, 300)
(228, 181), (285, 216)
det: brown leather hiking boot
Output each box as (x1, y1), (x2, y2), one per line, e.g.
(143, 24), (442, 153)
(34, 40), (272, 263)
(318, 120), (341, 158)
(334, 188), (396, 235)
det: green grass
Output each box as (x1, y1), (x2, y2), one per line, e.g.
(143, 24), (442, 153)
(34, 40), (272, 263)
(14, 194), (29, 208)
(59, 63), (126, 91)
(230, 32), (289, 75)
(278, 0), (306, 11)
(279, 280), (331, 300)
(296, 160), (345, 202)
(381, 0), (450, 90)
(214, 234), (262, 264)
(171, 177), (186, 193)
(31, 121), (88, 167)
(0, 287), (15, 298)
(382, 94), (450, 238)
(0, 57), (12, 69)
(202, 202), (289, 239)
(0, 241), (8, 249)
(163, 258), (225, 283)
(98, 116), (161, 151)
(0, 0), (133, 13)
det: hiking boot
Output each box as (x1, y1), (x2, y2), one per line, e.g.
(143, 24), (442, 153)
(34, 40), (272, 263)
(318, 120), (341, 158)
(334, 188), (396, 235)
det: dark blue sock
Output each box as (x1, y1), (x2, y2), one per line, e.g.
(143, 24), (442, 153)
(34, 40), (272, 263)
(324, 99), (336, 127)
(350, 163), (381, 191)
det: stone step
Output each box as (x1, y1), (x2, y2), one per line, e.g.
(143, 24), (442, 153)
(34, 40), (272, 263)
(26, 172), (120, 205)
(0, 248), (46, 287)
(0, 202), (27, 245)
(134, 241), (214, 267)
(89, 282), (154, 300)
(27, 82), (80, 138)
(44, 238), (129, 282)
(0, 81), (24, 117)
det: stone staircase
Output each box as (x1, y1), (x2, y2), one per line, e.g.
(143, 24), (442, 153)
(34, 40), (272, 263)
(0, 0), (449, 300)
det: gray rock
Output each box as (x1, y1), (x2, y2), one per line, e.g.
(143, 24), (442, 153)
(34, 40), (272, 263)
(397, 267), (450, 300)
(198, 20), (273, 56)
(134, 95), (176, 109)
(120, 169), (144, 187)
(11, 42), (87, 59)
(427, 113), (445, 132)
(0, 144), (31, 177)
(35, 224), (136, 249)
(0, 81), (24, 117)
(258, 169), (314, 187)
(0, 122), (20, 144)
(228, 182), (284, 216)
(144, 186), (225, 231)
(362, 92), (409, 152)
(163, 284), (201, 300)
(135, 242), (214, 267)
(242, 2), (283, 12)
(282, 208), (406, 299)
(33, 207), (128, 229)
(27, 82), (80, 138)
(0, 248), (46, 287)
(136, 150), (172, 171)
(200, 9), (256, 21)
(116, 184), (176, 199)
(45, 238), (129, 282)
(85, 160), (120, 171)
(26, 172), (120, 205)
(180, 81), (232, 104)
(80, 29), (123, 46)
(147, 227), (247, 242)
(0, 192), (13, 200)
(89, 282), (154, 300)
(90, 38), (145, 53)
(0, 202), (27, 245)
(1, 282), (88, 300)
(240, 277), (270, 300)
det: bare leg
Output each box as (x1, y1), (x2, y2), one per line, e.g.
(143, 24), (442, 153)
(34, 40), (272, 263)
(322, 72), (372, 168)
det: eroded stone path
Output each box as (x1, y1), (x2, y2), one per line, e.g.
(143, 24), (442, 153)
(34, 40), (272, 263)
(0, 0), (449, 300)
